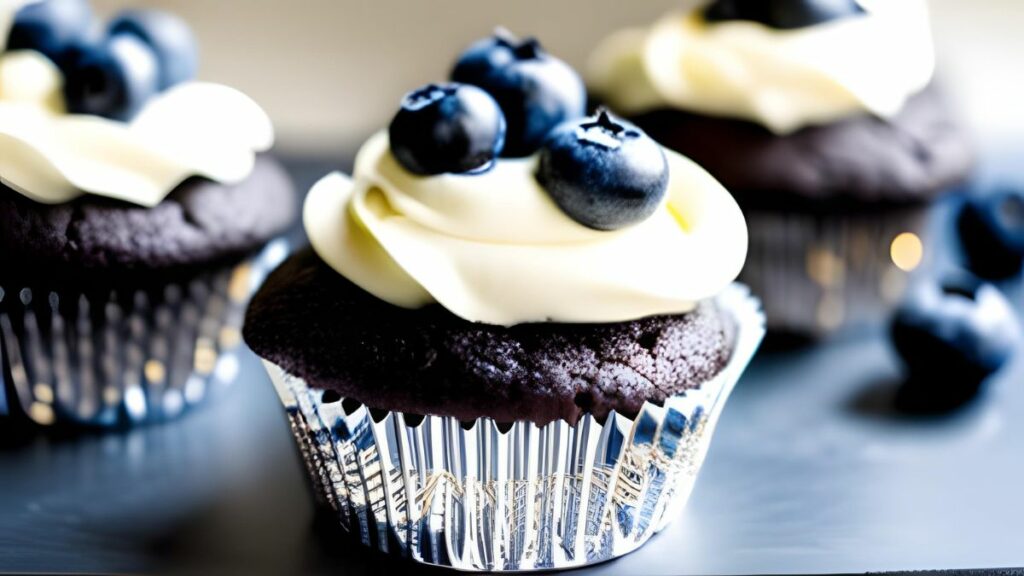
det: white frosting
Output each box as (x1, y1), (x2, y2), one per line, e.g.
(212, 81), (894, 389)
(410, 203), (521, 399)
(0, 24), (273, 207)
(305, 132), (748, 326)
(0, 49), (62, 111)
(587, 0), (935, 135)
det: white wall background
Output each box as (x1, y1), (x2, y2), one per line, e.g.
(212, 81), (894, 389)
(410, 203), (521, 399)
(90, 0), (1024, 155)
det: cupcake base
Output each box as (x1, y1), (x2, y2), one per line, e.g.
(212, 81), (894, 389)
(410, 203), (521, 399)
(0, 239), (289, 430)
(260, 284), (764, 572)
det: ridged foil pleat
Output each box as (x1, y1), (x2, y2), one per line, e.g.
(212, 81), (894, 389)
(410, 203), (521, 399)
(0, 239), (289, 429)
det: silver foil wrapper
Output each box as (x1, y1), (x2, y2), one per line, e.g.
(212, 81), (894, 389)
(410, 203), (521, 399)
(741, 206), (929, 336)
(261, 284), (764, 572)
(0, 239), (289, 429)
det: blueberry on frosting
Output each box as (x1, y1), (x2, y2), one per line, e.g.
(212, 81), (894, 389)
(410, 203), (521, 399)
(536, 109), (669, 231)
(703, 0), (866, 30)
(389, 83), (507, 176)
(7, 0), (96, 65)
(108, 9), (198, 90)
(451, 28), (586, 158)
(62, 33), (160, 121)
(7, 2), (200, 122)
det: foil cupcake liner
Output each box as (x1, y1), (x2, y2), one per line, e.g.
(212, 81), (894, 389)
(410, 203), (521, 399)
(261, 283), (764, 572)
(741, 206), (929, 336)
(0, 239), (289, 430)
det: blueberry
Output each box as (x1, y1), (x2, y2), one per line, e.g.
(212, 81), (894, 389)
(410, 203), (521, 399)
(7, 0), (96, 65)
(891, 274), (1021, 406)
(108, 9), (198, 90)
(451, 29), (586, 158)
(536, 109), (669, 231)
(704, 0), (866, 30)
(957, 186), (1024, 279)
(63, 34), (160, 121)
(388, 83), (506, 176)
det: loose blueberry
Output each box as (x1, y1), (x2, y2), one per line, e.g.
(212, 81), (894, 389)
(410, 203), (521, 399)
(108, 9), (198, 90)
(890, 274), (1021, 409)
(536, 109), (669, 231)
(704, 0), (866, 30)
(63, 34), (160, 121)
(957, 186), (1024, 279)
(451, 29), (586, 158)
(7, 0), (95, 65)
(388, 83), (506, 176)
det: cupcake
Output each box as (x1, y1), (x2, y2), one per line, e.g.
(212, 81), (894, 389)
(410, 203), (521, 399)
(245, 32), (763, 572)
(0, 0), (295, 429)
(588, 0), (974, 336)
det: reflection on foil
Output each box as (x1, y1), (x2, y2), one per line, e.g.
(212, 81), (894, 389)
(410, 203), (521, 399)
(0, 238), (289, 430)
(265, 284), (764, 572)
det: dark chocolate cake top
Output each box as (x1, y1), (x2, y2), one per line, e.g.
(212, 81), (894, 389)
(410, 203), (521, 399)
(0, 155), (295, 286)
(244, 248), (736, 426)
(631, 83), (974, 207)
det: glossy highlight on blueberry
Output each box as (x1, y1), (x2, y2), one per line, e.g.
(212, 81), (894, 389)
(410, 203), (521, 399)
(388, 82), (506, 176)
(7, 0), (96, 65)
(891, 273), (1021, 403)
(704, 0), (866, 30)
(536, 109), (669, 231)
(109, 9), (199, 90)
(451, 28), (586, 158)
(958, 186), (1024, 279)
(63, 33), (160, 121)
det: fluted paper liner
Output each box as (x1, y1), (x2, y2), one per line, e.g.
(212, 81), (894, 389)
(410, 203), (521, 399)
(262, 283), (764, 572)
(0, 239), (289, 429)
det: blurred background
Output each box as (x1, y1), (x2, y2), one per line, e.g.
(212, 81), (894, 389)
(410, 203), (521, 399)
(6, 2), (1024, 574)
(88, 0), (1024, 155)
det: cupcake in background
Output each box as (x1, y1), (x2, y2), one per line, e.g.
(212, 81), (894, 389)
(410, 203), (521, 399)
(245, 30), (763, 572)
(588, 0), (974, 336)
(0, 0), (295, 429)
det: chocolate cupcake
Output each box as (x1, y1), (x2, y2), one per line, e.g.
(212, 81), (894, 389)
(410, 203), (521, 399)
(245, 32), (763, 572)
(588, 0), (974, 336)
(0, 0), (295, 429)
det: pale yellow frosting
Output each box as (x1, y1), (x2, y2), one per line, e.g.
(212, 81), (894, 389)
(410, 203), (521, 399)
(0, 2), (274, 207)
(587, 0), (935, 135)
(304, 132), (748, 326)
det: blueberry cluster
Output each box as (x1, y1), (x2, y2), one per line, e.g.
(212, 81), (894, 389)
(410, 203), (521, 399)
(388, 30), (669, 232)
(887, 184), (1024, 413)
(703, 0), (865, 29)
(891, 274), (1021, 412)
(450, 28), (586, 158)
(6, 0), (198, 120)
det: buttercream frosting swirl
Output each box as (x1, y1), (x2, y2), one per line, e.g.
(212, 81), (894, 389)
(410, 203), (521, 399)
(0, 3), (273, 207)
(305, 132), (748, 326)
(587, 0), (935, 135)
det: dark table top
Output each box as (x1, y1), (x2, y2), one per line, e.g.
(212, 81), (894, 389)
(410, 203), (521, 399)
(2, 151), (1024, 575)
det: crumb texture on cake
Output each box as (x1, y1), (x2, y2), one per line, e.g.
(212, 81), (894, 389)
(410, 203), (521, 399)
(631, 83), (973, 206)
(244, 248), (736, 426)
(0, 155), (295, 285)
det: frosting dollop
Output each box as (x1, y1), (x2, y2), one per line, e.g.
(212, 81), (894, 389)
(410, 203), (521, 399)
(305, 132), (747, 326)
(0, 50), (273, 206)
(587, 0), (935, 135)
